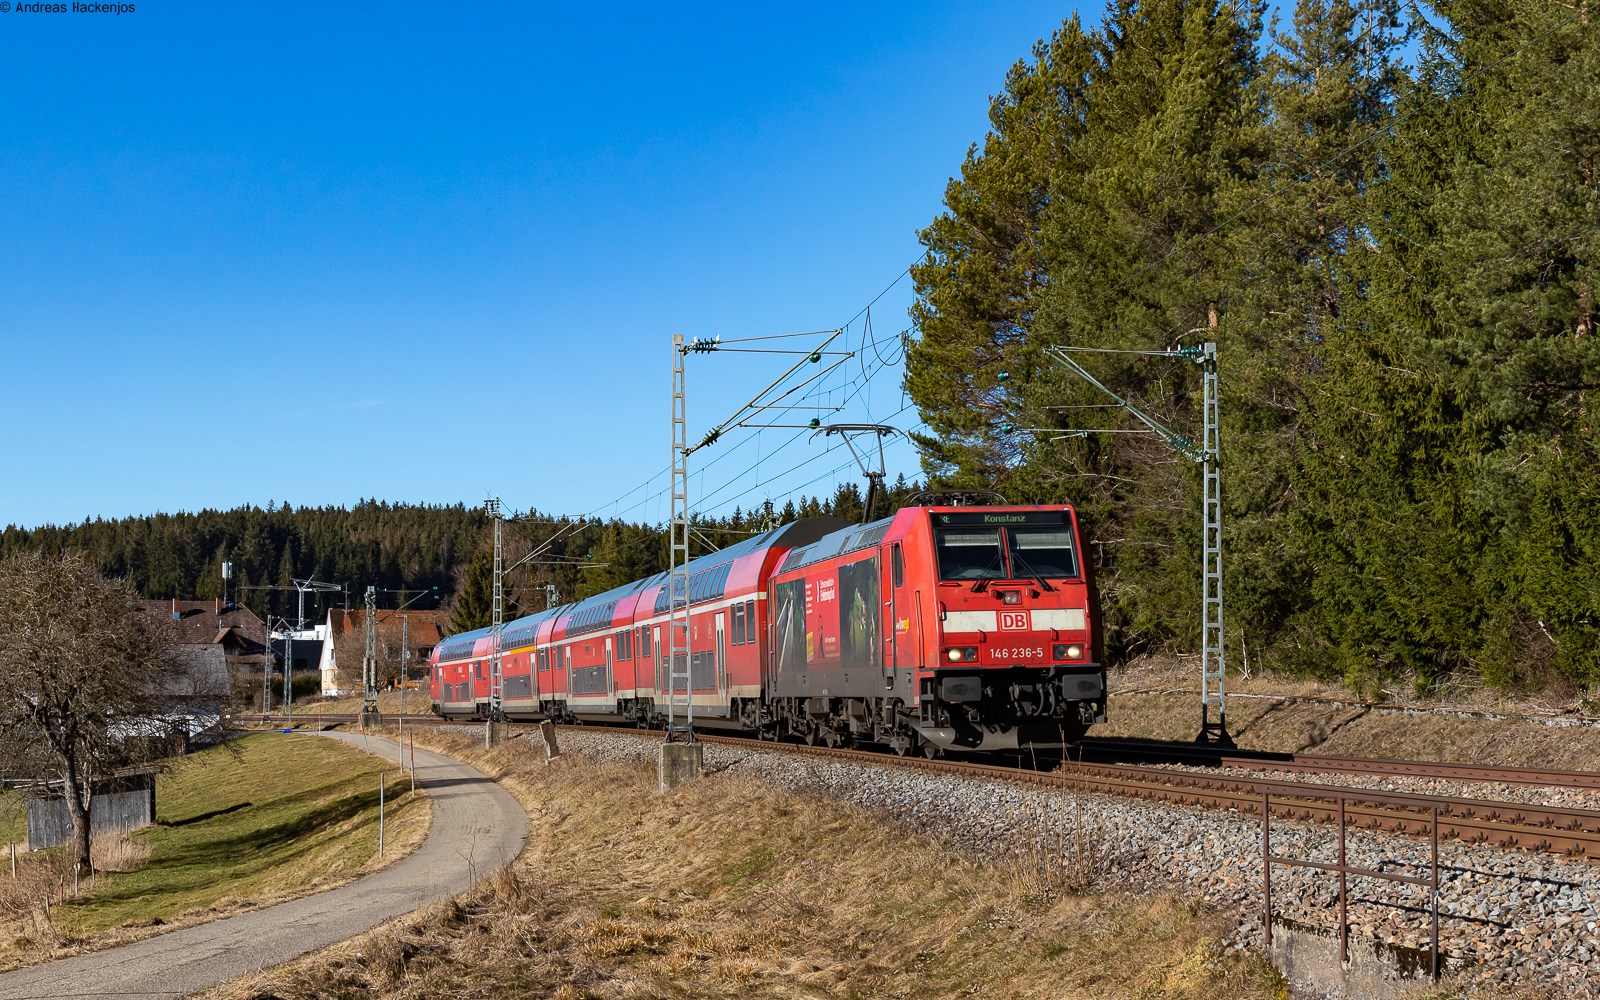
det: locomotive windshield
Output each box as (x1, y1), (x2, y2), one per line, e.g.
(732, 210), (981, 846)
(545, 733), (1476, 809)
(1007, 526), (1078, 579)
(935, 528), (1007, 580)
(935, 523), (1080, 581)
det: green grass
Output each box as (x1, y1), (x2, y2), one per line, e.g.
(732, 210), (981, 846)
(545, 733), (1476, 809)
(10, 732), (424, 938)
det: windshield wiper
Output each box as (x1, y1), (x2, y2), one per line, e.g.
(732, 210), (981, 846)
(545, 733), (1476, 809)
(1008, 549), (1056, 592)
(969, 552), (1006, 592)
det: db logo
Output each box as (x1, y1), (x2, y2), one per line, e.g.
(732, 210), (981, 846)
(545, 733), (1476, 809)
(998, 610), (1030, 631)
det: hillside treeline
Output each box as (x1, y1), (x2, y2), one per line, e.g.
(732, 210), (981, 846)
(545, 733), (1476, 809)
(907, 0), (1598, 692)
(0, 478), (921, 632)
(0, 502), (487, 622)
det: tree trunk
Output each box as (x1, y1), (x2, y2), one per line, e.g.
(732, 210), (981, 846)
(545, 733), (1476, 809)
(60, 763), (93, 874)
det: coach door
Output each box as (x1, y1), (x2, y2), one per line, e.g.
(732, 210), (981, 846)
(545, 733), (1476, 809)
(714, 611), (726, 696)
(605, 635), (615, 696)
(914, 591), (925, 667)
(888, 543), (903, 684)
(653, 625), (662, 692)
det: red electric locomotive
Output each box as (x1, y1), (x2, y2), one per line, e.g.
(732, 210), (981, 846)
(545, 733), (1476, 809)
(429, 504), (1104, 754)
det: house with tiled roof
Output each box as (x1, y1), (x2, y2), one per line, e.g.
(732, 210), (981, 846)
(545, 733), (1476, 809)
(153, 599), (270, 657)
(137, 599), (268, 711)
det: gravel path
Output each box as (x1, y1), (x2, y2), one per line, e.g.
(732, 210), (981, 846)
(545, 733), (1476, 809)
(0, 731), (527, 1000)
(554, 729), (1600, 995)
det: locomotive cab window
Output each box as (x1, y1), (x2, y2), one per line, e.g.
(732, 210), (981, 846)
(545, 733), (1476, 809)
(1007, 527), (1079, 579)
(935, 528), (1007, 581)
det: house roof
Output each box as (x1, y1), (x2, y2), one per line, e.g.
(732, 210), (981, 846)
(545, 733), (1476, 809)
(142, 600), (269, 647)
(163, 643), (231, 700)
(328, 608), (449, 648)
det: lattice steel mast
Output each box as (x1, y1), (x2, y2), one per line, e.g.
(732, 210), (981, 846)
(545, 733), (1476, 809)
(288, 578), (340, 713)
(667, 335), (693, 740)
(362, 584), (378, 716)
(1197, 346), (1226, 745)
(1035, 342), (1231, 746)
(400, 613), (410, 716)
(486, 498), (505, 719)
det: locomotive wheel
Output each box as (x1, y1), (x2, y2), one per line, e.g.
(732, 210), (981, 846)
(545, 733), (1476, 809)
(921, 740), (941, 759)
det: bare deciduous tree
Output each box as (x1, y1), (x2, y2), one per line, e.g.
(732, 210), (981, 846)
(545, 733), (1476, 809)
(0, 553), (187, 872)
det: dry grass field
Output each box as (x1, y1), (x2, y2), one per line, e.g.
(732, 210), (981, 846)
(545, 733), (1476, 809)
(201, 725), (1289, 1000)
(216, 657), (1600, 998)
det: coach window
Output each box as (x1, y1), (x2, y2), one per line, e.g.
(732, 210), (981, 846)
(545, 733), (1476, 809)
(745, 599), (755, 643)
(935, 527), (1007, 581)
(731, 602), (744, 645)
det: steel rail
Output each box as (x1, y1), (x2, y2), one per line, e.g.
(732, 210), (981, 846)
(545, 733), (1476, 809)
(1228, 754), (1600, 790)
(1079, 737), (1600, 790)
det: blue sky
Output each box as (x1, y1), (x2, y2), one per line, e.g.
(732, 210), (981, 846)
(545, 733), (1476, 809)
(0, 1), (1080, 530)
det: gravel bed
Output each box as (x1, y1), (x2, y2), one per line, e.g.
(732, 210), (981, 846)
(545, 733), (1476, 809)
(1156, 762), (1600, 812)
(548, 729), (1600, 994)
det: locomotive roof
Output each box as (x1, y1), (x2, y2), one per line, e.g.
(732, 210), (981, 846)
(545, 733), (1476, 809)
(434, 517), (848, 659)
(552, 516), (847, 624)
(774, 512), (897, 575)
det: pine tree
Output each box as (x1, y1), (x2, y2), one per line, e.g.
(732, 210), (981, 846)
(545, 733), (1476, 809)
(906, 15), (1098, 489)
(448, 548), (494, 634)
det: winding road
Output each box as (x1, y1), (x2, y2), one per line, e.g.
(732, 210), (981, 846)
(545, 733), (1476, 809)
(0, 730), (527, 1000)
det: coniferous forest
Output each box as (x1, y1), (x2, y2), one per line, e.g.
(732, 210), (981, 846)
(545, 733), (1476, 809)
(0, 481), (920, 635)
(906, 0), (1598, 694)
(4, 0), (1595, 697)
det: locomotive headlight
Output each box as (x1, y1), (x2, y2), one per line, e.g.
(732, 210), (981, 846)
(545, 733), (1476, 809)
(946, 647), (978, 663)
(1053, 643), (1085, 660)
(1000, 590), (1021, 605)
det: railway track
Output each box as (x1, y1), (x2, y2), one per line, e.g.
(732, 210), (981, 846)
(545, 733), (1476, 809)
(259, 712), (1600, 859)
(1074, 737), (1600, 789)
